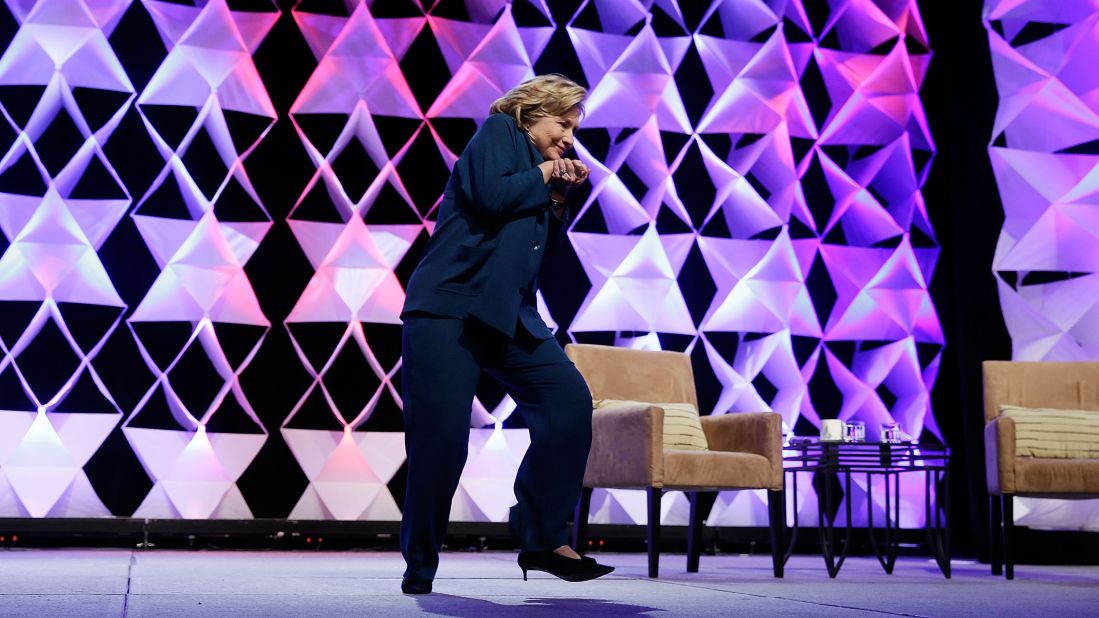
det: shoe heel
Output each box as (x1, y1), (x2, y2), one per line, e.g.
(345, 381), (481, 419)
(522, 568), (528, 581)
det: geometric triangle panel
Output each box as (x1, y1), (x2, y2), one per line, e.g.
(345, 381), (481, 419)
(120, 0), (277, 519)
(0, 0), (134, 519)
(0, 0), (943, 526)
(985, 0), (1099, 530)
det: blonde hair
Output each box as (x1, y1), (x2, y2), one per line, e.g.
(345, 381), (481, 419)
(489, 74), (587, 129)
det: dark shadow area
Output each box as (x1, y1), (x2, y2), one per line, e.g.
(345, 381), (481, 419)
(416, 594), (660, 617)
(920, 0), (1009, 561)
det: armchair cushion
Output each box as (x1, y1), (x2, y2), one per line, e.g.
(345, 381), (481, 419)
(663, 450), (774, 490)
(1000, 405), (1099, 458)
(1014, 458), (1099, 494)
(595, 399), (708, 451)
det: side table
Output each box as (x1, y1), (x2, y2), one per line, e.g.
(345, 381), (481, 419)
(782, 440), (951, 578)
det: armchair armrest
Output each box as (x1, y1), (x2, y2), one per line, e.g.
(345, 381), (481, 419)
(985, 416), (1016, 495)
(584, 403), (664, 489)
(701, 412), (783, 490)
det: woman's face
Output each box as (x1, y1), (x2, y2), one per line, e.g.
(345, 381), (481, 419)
(526, 107), (580, 161)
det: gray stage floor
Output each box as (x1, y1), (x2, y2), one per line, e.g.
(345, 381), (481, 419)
(1, 549), (1097, 616)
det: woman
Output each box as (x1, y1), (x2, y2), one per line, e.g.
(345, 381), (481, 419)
(399, 74), (613, 594)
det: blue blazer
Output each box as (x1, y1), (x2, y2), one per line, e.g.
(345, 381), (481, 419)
(401, 113), (569, 339)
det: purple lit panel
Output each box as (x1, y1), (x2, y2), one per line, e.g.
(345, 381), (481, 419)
(0, 0), (133, 517)
(122, 0), (279, 519)
(986, 0), (1099, 531)
(0, 0), (941, 527)
(279, 0), (941, 527)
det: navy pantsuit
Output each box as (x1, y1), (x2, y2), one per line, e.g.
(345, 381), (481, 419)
(399, 113), (592, 583)
(400, 316), (592, 583)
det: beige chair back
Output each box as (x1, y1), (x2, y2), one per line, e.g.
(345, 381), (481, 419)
(566, 343), (699, 410)
(983, 361), (1099, 422)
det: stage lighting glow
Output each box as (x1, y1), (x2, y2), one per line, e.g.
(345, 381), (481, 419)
(0, 0), (941, 528)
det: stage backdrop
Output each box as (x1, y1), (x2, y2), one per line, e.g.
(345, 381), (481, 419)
(0, 0), (941, 528)
(986, 0), (1099, 531)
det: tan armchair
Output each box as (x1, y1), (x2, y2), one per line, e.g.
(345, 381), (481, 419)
(566, 343), (786, 578)
(983, 361), (1099, 579)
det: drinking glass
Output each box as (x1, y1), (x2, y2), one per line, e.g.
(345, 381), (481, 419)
(845, 421), (866, 442)
(880, 422), (901, 443)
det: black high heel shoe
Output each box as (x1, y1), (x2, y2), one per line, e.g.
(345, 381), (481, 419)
(400, 579), (432, 594)
(518, 551), (614, 582)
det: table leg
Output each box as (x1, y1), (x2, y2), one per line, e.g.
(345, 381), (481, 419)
(865, 471), (900, 574)
(835, 470), (852, 573)
(864, 472), (880, 573)
(888, 472), (899, 572)
(866, 472), (880, 566)
(784, 470), (799, 564)
(817, 468), (839, 577)
(942, 469), (952, 578)
(924, 469), (951, 578)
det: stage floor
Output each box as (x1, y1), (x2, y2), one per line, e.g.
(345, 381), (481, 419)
(1, 549), (1097, 616)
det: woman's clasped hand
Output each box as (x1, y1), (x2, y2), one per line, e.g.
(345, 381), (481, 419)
(550, 158), (589, 187)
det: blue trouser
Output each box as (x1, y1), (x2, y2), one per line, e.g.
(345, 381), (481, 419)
(399, 314), (593, 583)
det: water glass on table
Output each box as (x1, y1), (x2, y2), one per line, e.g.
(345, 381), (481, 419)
(880, 421), (901, 443)
(844, 421), (866, 442)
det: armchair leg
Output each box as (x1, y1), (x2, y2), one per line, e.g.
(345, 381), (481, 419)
(647, 487), (662, 578)
(768, 489), (786, 578)
(989, 494), (1002, 576)
(572, 487), (593, 553)
(686, 491), (704, 573)
(1003, 495), (1015, 580)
